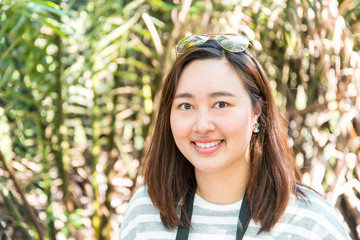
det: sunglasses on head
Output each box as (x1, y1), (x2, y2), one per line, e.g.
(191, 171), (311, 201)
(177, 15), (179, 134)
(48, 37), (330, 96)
(176, 33), (251, 54)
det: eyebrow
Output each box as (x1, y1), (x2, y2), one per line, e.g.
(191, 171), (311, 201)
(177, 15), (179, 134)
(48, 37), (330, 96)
(174, 92), (194, 99)
(174, 91), (236, 99)
(209, 91), (235, 98)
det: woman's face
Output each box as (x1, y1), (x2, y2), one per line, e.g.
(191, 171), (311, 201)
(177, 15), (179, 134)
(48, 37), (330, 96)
(170, 58), (259, 178)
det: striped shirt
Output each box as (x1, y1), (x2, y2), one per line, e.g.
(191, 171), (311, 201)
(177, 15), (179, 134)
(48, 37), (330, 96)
(119, 186), (351, 240)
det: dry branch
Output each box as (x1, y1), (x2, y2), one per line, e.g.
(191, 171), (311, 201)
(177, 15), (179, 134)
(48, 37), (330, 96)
(0, 150), (44, 240)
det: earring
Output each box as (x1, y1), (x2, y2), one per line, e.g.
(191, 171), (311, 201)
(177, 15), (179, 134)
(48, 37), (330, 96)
(253, 122), (260, 133)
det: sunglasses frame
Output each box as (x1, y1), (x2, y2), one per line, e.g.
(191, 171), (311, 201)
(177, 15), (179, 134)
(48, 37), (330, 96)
(176, 33), (251, 54)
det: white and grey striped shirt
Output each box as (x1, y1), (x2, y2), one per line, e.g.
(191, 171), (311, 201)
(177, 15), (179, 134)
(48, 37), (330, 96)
(119, 186), (351, 240)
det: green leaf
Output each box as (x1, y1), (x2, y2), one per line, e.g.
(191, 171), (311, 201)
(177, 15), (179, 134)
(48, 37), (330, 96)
(0, 37), (22, 63)
(24, 0), (63, 16)
(1, 187), (34, 240)
(68, 209), (87, 228)
(97, 12), (142, 50)
(123, 0), (146, 13)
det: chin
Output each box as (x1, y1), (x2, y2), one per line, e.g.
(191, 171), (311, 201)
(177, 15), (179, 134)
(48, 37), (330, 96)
(194, 165), (223, 174)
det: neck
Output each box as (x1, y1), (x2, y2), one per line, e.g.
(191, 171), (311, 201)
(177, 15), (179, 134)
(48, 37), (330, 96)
(195, 164), (249, 205)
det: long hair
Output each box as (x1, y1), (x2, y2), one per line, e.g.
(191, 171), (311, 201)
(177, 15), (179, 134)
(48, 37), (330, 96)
(143, 40), (303, 233)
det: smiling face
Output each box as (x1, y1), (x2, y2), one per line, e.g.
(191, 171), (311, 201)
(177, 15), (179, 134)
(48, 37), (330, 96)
(170, 58), (259, 179)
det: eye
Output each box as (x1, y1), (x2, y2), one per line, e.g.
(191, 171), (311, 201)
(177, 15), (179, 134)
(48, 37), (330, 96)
(214, 102), (228, 108)
(179, 103), (193, 110)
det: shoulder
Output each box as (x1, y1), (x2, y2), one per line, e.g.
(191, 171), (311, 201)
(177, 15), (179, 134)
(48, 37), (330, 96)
(120, 186), (153, 231)
(126, 185), (151, 207)
(119, 186), (176, 240)
(295, 186), (342, 222)
(121, 186), (153, 221)
(245, 186), (351, 239)
(287, 186), (351, 239)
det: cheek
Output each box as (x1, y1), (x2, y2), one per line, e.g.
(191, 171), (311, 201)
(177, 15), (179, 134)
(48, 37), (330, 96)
(170, 112), (186, 139)
(219, 111), (253, 136)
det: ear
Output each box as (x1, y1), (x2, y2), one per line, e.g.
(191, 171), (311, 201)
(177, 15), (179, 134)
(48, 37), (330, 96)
(253, 97), (262, 119)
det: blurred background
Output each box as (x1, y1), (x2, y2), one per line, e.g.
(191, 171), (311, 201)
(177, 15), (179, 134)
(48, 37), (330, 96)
(0, 0), (359, 239)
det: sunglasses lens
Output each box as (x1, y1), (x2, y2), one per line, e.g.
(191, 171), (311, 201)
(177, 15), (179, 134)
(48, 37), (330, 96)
(216, 34), (249, 52)
(176, 35), (210, 53)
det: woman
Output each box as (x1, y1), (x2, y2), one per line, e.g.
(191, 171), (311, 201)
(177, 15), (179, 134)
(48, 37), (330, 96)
(120, 34), (351, 239)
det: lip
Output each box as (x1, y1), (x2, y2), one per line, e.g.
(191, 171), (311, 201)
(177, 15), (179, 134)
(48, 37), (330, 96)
(192, 138), (224, 154)
(192, 138), (222, 143)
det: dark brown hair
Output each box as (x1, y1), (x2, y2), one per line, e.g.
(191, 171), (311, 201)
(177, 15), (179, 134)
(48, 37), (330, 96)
(143, 40), (303, 233)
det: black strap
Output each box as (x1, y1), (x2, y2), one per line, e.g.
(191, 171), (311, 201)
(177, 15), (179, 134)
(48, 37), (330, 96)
(175, 188), (251, 240)
(236, 190), (251, 239)
(175, 186), (196, 240)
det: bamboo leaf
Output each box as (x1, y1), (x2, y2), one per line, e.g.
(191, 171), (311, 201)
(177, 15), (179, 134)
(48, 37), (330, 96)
(97, 12), (142, 50)
(123, 0), (146, 13)
(1, 187), (34, 240)
(0, 37), (22, 63)
(24, 0), (63, 16)
(124, 58), (156, 73)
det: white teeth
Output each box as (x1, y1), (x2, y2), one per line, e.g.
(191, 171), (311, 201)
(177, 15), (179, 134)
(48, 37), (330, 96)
(195, 140), (222, 148)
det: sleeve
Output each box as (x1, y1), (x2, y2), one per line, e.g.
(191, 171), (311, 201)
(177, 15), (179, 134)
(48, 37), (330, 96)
(119, 186), (146, 240)
(299, 188), (352, 240)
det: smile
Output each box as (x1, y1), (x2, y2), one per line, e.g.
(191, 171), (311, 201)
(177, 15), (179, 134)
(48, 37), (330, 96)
(194, 140), (222, 148)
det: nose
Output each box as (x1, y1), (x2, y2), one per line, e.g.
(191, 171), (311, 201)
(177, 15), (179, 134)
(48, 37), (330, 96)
(193, 110), (216, 134)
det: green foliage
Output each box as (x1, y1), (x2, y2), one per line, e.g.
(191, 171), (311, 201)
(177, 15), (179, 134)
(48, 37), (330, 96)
(0, 0), (359, 239)
(1, 187), (34, 239)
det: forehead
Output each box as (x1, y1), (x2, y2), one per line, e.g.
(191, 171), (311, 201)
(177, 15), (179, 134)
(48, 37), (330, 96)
(175, 58), (246, 93)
